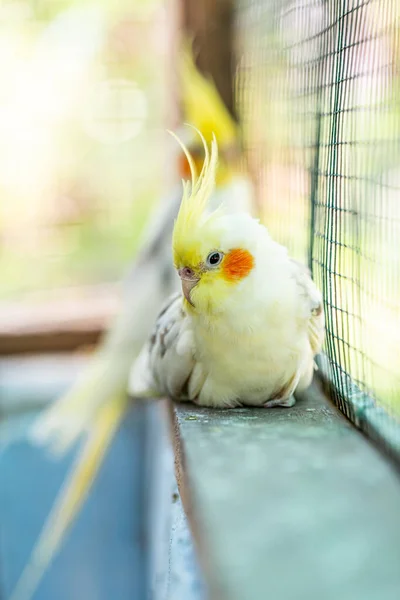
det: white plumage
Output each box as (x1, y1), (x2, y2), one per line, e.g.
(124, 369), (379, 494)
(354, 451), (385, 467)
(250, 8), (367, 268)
(129, 211), (324, 408)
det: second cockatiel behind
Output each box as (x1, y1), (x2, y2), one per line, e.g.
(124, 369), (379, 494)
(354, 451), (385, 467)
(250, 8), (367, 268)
(9, 50), (256, 600)
(30, 45), (253, 456)
(129, 132), (324, 407)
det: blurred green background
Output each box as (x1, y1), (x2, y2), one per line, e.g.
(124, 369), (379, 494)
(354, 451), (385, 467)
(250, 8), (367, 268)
(0, 0), (169, 300)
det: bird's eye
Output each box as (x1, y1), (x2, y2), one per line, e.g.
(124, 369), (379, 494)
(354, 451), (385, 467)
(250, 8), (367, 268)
(206, 251), (223, 267)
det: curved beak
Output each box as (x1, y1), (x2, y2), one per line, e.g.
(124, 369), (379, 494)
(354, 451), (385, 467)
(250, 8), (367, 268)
(178, 269), (200, 306)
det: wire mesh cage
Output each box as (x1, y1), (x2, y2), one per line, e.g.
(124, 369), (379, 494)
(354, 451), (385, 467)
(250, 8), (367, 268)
(235, 0), (400, 449)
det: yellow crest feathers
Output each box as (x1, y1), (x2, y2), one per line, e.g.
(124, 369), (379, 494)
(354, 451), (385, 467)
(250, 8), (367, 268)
(180, 43), (238, 148)
(170, 127), (219, 259)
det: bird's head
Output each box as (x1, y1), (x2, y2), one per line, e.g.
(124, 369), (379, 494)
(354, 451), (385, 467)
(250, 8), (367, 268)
(172, 129), (260, 315)
(177, 40), (243, 188)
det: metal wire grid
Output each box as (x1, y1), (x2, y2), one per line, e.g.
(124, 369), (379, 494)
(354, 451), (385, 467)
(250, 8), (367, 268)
(236, 0), (400, 434)
(236, 0), (327, 263)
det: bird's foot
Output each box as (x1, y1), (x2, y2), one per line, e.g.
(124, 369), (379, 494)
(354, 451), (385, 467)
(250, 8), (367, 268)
(263, 394), (296, 409)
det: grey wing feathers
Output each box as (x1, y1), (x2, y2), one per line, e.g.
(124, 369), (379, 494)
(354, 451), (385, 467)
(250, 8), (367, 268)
(291, 259), (325, 356)
(128, 293), (196, 399)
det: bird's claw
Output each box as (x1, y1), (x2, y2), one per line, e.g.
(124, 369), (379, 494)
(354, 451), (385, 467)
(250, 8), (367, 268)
(263, 395), (296, 408)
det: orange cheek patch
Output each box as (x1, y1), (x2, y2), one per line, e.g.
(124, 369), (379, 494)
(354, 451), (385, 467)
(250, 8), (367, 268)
(222, 248), (255, 282)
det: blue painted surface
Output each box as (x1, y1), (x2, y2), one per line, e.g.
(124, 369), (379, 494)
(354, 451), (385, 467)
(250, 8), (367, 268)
(139, 402), (206, 600)
(0, 361), (206, 600)
(0, 408), (146, 600)
(168, 484), (207, 600)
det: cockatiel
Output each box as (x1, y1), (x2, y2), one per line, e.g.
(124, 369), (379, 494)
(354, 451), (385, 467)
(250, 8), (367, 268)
(129, 131), (324, 408)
